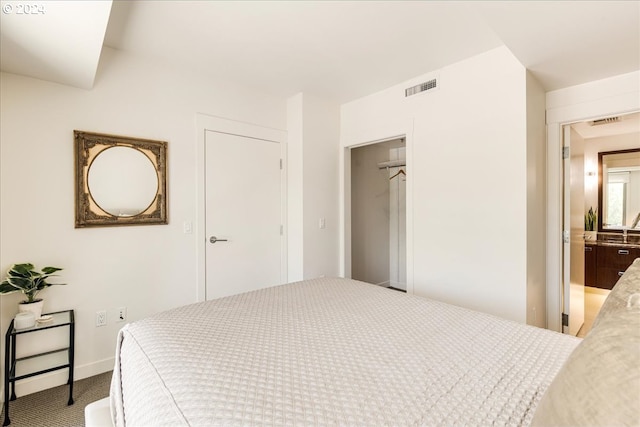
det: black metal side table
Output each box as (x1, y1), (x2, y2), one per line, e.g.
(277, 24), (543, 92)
(3, 310), (75, 426)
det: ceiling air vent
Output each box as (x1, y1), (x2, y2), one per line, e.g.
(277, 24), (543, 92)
(588, 116), (621, 126)
(405, 79), (437, 97)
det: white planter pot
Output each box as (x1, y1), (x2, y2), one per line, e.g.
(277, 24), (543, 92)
(584, 230), (598, 241)
(15, 312), (36, 329)
(19, 299), (44, 319)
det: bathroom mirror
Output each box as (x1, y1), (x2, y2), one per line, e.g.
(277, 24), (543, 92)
(598, 148), (640, 233)
(74, 130), (168, 227)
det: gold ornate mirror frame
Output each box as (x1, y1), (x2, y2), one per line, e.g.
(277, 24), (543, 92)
(74, 130), (168, 228)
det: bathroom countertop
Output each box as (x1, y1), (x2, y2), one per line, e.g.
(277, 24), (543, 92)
(585, 239), (640, 249)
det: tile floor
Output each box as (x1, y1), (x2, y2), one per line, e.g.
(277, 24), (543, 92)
(576, 287), (610, 338)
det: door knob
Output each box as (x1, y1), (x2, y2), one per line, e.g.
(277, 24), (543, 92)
(209, 236), (228, 244)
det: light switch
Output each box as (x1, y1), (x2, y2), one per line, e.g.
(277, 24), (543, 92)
(319, 218), (326, 229)
(183, 221), (193, 234)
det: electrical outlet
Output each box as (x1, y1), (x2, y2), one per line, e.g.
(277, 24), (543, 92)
(117, 307), (127, 322)
(96, 310), (107, 327)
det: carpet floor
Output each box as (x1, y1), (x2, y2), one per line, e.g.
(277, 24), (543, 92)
(1, 371), (112, 427)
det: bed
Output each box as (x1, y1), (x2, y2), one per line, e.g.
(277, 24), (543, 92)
(109, 261), (640, 426)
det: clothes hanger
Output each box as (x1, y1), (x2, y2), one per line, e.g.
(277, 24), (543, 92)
(389, 169), (406, 180)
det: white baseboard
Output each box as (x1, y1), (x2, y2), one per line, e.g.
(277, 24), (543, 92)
(3, 357), (114, 400)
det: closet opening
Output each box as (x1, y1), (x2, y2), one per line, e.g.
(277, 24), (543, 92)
(350, 137), (406, 291)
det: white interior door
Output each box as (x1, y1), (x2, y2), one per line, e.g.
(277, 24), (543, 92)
(563, 125), (585, 335)
(205, 130), (283, 299)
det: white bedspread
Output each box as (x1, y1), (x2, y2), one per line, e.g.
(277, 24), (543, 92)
(111, 277), (580, 426)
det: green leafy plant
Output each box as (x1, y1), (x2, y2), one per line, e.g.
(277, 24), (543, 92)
(0, 263), (66, 303)
(585, 207), (597, 231)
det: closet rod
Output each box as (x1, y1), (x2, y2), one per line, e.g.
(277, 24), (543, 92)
(377, 160), (406, 169)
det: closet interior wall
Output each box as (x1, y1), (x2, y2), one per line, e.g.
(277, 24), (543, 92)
(351, 138), (406, 289)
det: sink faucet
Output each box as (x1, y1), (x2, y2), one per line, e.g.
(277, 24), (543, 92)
(623, 227), (628, 243)
(631, 212), (640, 229)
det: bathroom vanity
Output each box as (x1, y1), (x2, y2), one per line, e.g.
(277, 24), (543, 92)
(585, 236), (640, 290)
(584, 147), (640, 289)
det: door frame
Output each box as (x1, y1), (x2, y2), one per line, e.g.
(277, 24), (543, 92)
(196, 113), (287, 302)
(341, 130), (414, 295)
(545, 74), (639, 332)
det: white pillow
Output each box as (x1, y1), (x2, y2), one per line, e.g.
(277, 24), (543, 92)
(531, 263), (640, 427)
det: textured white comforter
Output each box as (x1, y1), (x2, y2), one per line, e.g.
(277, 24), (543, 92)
(111, 277), (580, 426)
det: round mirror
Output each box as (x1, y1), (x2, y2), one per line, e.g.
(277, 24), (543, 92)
(88, 146), (158, 217)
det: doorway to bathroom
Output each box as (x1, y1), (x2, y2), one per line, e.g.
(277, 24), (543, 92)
(350, 138), (407, 291)
(562, 111), (640, 336)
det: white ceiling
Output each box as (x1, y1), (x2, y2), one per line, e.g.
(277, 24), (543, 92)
(571, 112), (640, 139)
(0, 0), (112, 89)
(1, 1), (639, 103)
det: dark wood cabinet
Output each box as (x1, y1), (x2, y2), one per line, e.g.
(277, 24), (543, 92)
(584, 244), (597, 287)
(593, 245), (640, 290)
(596, 267), (627, 290)
(597, 246), (640, 268)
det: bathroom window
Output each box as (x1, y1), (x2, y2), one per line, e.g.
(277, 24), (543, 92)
(606, 172), (628, 227)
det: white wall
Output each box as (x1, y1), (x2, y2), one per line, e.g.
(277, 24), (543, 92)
(301, 94), (340, 279)
(0, 46), (288, 395)
(286, 93), (340, 281)
(341, 47), (534, 323)
(545, 70), (640, 332)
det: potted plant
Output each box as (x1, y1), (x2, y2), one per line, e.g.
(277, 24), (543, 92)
(585, 206), (598, 240)
(0, 263), (66, 319)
